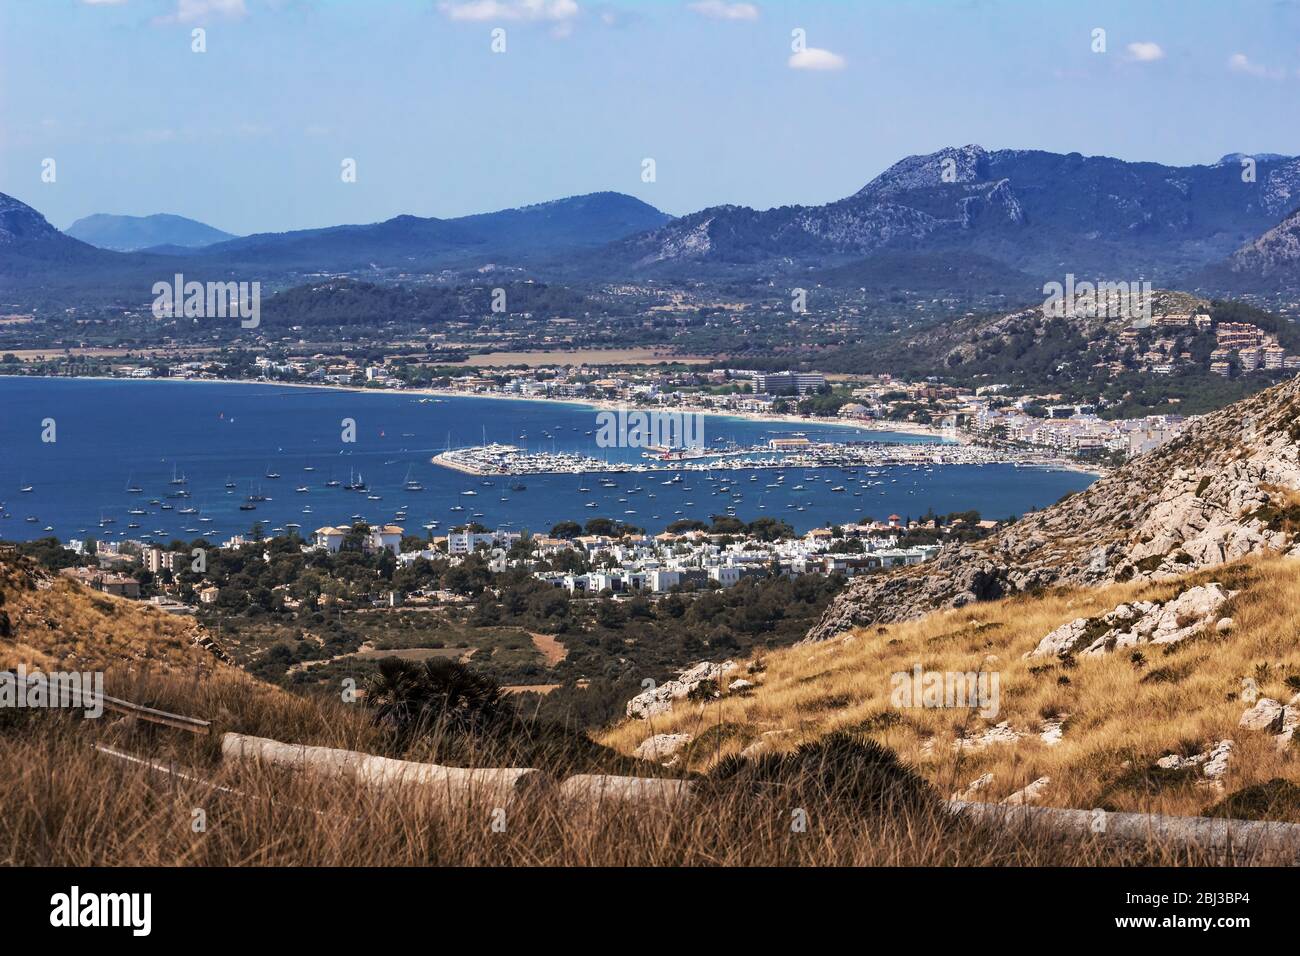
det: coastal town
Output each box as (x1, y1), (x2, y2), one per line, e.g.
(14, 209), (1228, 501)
(42, 508), (963, 619)
(9, 351), (1199, 467)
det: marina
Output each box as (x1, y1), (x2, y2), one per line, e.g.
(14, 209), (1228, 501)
(431, 440), (1057, 476)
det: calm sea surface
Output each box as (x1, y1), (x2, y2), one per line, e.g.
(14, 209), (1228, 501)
(0, 378), (1096, 542)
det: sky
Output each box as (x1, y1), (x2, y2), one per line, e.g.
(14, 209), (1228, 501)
(3, 0), (1300, 235)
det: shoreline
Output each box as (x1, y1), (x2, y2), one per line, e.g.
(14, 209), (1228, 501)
(2, 372), (1103, 477)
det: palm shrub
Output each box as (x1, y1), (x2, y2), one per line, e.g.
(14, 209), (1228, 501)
(365, 657), (502, 746)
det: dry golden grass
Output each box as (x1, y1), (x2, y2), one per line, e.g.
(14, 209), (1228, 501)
(599, 556), (1300, 822)
(0, 678), (1249, 867)
(0, 558), (221, 677)
(3, 551), (1297, 865)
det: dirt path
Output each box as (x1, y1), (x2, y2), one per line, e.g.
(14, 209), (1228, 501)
(529, 632), (568, 666)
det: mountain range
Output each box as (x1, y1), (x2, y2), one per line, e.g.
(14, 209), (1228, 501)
(65, 213), (238, 252)
(4, 145), (1300, 300)
(0, 190), (670, 300)
(601, 146), (1300, 285)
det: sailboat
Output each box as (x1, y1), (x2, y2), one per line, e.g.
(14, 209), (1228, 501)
(125, 474), (143, 493)
(403, 465), (424, 492)
(169, 464), (187, 485)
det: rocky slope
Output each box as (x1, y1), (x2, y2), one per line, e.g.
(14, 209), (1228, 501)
(871, 289), (1209, 374)
(1230, 207), (1300, 280)
(807, 373), (1300, 640)
(0, 549), (232, 675)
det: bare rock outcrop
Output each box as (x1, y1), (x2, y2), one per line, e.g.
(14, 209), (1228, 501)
(806, 374), (1300, 642)
(1156, 739), (1234, 779)
(1239, 694), (1300, 747)
(1002, 776), (1050, 806)
(1027, 584), (1234, 659)
(625, 660), (738, 719)
(634, 733), (692, 762)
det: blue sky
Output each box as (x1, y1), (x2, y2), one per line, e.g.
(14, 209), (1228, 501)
(4, 0), (1300, 234)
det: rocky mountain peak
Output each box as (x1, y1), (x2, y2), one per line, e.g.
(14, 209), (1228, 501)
(855, 144), (991, 198)
(0, 192), (64, 245)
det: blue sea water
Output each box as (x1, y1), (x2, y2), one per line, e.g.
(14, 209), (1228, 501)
(0, 378), (1096, 543)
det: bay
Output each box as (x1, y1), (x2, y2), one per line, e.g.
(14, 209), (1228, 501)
(0, 377), (1096, 543)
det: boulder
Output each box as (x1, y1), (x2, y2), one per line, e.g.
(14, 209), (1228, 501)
(1239, 698), (1285, 733)
(1002, 776), (1050, 806)
(634, 733), (692, 762)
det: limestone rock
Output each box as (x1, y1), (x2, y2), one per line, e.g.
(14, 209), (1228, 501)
(1156, 739), (1234, 778)
(1239, 698), (1285, 733)
(625, 660), (738, 719)
(1028, 584), (1233, 659)
(951, 772), (994, 801)
(953, 720), (1023, 752)
(1039, 715), (1068, 746)
(1002, 776), (1050, 806)
(634, 733), (692, 762)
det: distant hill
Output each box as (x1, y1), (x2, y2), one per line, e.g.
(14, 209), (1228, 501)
(596, 145), (1300, 283)
(1229, 207), (1300, 283)
(9, 146), (1300, 302)
(195, 191), (670, 273)
(0, 189), (669, 303)
(259, 277), (590, 331)
(66, 212), (237, 252)
(1186, 205), (1300, 293)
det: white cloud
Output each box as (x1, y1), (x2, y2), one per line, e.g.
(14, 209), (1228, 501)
(438, 0), (579, 22)
(1124, 41), (1165, 62)
(154, 0), (248, 24)
(788, 47), (845, 71)
(1227, 52), (1286, 80)
(688, 1), (759, 20)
